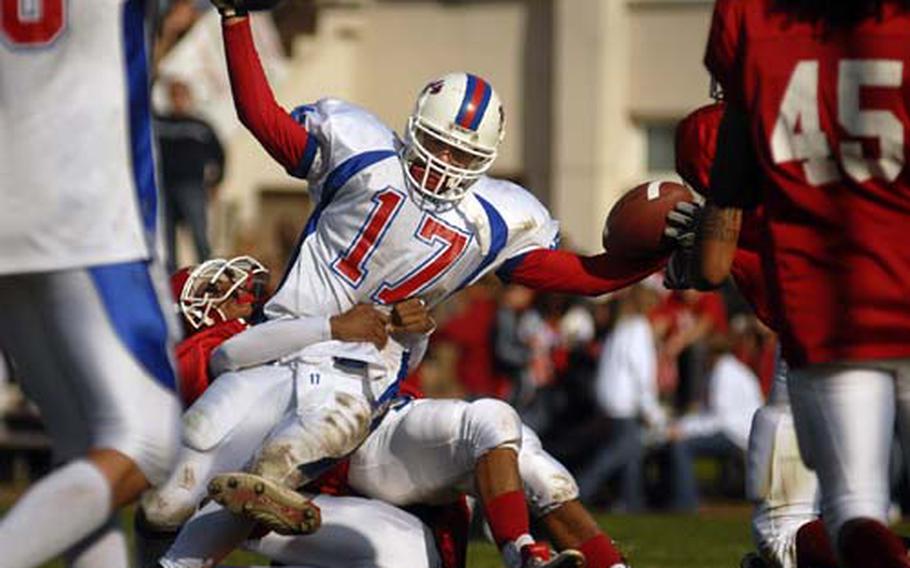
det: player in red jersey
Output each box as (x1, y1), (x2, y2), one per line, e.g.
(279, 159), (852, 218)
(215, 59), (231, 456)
(674, 102), (838, 568)
(169, 256), (269, 406)
(690, 2), (910, 567)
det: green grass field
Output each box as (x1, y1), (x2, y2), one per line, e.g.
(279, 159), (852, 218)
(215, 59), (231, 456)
(25, 504), (756, 568)
(468, 508), (755, 568)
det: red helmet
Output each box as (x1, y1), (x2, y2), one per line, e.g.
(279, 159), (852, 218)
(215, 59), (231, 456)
(170, 256), (269, 331)
(675, 102), (726, 197)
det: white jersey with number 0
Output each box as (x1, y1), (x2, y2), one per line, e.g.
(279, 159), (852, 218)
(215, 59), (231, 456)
(0, 0), (157, 274)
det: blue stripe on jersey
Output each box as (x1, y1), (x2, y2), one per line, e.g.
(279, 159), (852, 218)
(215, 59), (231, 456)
(289, 134), (319, 180)
(275, 150), (398, 292)
(122, 0), (158, 238)
(496, 230), (558, 282)
(290, 104), (317, 123)
(495, 252), (527, 282)
(88, 261), (176, 391)
(288, 105), (319, 179)
(376, 350), (411, 407)
(453, 194), (508, 292)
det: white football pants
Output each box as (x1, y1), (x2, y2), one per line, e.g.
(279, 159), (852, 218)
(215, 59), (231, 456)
(788, 359), (910, 544)
(348, 398), (580, 515)
(0, 262), (181, 485)
(747, 353), (820, 568)
(144, 357), (378, 529)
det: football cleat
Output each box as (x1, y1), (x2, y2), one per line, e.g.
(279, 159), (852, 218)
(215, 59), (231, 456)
(521, 543), (587, 568)
(207, 472), (321, 535)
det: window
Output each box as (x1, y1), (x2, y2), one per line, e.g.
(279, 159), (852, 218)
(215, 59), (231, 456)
(645, 122), (677, 173)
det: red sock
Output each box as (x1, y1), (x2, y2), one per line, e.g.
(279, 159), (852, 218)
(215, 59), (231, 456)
(484, 490), (531, 548)
(796, 520), (838, 568)
(579, 533), (625, 568)
(839, 518), (910, 568)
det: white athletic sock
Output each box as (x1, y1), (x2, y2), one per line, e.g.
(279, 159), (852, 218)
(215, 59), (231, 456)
(66, 517), (129, 568)
(0, 460), (111, 568)
(160, 501), (254, 568)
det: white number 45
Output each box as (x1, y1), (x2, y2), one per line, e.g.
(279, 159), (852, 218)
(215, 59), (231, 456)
(771, 59), (905, 185)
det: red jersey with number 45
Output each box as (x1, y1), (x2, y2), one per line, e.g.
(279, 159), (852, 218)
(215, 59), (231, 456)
(706, 0), (910, 367)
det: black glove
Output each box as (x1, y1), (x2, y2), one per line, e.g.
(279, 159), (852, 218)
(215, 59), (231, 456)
(663, 246), (693, 290)
(210, 0), (282, 18)
(662, 201), (703, 290)
(663, 201), (702, 249)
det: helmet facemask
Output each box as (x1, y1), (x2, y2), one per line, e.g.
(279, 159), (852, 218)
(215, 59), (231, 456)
(177, 256), (269, 330)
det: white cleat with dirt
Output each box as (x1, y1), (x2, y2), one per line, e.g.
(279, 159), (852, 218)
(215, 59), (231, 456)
(207, 472), (321, 535)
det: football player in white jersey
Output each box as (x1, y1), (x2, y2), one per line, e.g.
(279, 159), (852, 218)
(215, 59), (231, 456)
(0, 2), (181, 568)
(159, 2), (662, 566)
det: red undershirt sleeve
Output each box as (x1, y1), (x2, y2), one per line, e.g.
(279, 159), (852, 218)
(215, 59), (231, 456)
(222, 18), (316, 174)
(502, 248), (666, 296)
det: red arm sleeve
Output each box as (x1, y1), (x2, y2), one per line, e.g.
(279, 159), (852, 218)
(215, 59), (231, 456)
(503, 248), (666, 296)
(222, 18), (317, 175)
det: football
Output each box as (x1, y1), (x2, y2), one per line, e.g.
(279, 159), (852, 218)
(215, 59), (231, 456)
(602, 180), (694, 260)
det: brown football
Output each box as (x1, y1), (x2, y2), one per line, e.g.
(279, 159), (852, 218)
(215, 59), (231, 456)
(602, 180), (694, 260)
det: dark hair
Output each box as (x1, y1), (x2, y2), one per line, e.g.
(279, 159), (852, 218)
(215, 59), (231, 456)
(774, 0), (910, 28)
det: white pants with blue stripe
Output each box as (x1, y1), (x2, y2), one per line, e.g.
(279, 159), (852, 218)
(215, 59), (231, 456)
(0, 260), (181, 485)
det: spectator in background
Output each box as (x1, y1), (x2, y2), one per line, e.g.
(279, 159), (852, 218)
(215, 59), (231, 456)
(665, 334), (764, 512)
(652, 289), (728, 413)
(575, 283), (665, 512)
(155, 78), (225, 271)
(492, 284), (536, 402)
(434, 276), (504, 399)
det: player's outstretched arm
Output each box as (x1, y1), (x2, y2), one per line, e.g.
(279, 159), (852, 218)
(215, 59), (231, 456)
(503, 248), (665, 296)
(210, 305), (391, 375)
(210, 315), (332, 375)
(220, 14), (314, 172)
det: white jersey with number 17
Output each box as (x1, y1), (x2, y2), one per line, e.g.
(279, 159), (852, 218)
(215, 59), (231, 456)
(0, 0), (157, 274)
(265, 98), (559, 379)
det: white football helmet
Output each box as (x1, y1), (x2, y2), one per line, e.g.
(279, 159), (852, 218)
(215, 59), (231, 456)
(402, 72), (505, 209)
(171, 256), (269, 330)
